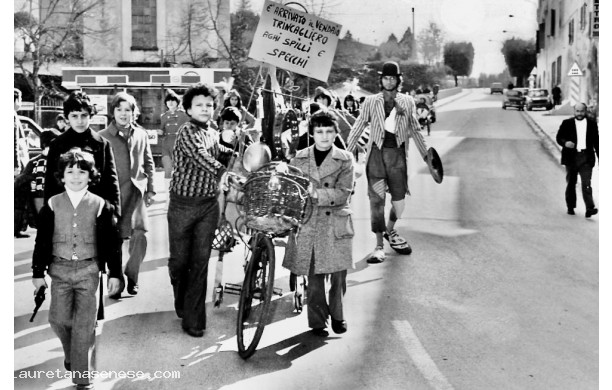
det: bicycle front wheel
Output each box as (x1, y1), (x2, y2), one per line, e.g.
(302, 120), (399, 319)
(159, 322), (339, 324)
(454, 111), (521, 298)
(237, 234), (275, 359)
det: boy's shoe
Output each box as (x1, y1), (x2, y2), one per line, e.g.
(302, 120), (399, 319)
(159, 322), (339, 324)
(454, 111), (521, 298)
(585, 208), (598, 218)
(331, 318), (347, 334)
(75, 384), (94, 389)
(567, 208), (575, 215)
(383, 230), (412, 255)
(182, 325), (204, 337)
(109, 277), (125, 299)
(311, 328), (329, 337)
(127, 278), (138, 295)
(366, 246), (385, 264)
(64, 360), (71, 371)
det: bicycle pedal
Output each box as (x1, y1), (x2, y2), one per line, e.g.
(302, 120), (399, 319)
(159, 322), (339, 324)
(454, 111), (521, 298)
(224, 283), (242, 295)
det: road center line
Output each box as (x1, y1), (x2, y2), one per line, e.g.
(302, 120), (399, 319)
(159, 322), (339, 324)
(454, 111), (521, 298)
(392, 320), (454, 390)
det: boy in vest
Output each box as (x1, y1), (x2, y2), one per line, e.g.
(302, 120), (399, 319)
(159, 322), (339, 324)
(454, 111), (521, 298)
(32, 148), (122, 390)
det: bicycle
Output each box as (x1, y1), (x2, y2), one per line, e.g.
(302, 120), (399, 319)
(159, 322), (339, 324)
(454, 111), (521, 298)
(232, 161), (312, 359)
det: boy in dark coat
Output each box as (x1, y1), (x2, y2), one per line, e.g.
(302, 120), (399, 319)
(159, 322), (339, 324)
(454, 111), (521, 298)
(44, 91), (121, 217)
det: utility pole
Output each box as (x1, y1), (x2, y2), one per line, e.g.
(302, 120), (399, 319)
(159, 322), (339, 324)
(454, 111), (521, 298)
(412, 7), (417, 61)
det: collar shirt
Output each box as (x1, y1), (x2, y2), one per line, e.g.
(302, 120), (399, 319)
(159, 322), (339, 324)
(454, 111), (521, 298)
(575, 118), (587, 151)
(50, 187), (103, 216)
(384, 107), (398, 134)
(66, 187), (88, 209)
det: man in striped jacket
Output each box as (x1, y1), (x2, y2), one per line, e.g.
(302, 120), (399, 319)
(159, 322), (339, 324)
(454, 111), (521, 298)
(346, 61), (421, 263)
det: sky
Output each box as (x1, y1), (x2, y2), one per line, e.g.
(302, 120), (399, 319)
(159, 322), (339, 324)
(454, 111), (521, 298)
(232, 0), (539, 76)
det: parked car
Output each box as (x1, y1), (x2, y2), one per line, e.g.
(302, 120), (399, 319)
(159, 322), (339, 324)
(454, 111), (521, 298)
(415, 94), (436, 123)
(524, 88), (553, 111)
(18, 115), (44, 159)
(502, 90), (525, 110)
(490, 82), (504, 94)
(515, 87), (529, 96)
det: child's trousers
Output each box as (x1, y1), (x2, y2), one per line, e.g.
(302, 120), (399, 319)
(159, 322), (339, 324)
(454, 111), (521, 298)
(48, 258), (99, 386)
(307, 259), (347, 329)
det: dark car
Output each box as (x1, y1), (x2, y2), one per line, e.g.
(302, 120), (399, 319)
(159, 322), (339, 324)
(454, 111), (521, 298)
(490, 82), (503, 94)
(415, 94), (436, 123)
(502, 90), (525, 110)
(524, 88), (553, 111)
(515, 87), (529, 96)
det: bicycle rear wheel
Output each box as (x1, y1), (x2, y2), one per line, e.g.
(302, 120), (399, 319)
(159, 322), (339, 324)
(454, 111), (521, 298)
(237, 234), (275, 359)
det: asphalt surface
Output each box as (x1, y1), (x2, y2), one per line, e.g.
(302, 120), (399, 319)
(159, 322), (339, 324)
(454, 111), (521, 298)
(13, 89), (598, 390)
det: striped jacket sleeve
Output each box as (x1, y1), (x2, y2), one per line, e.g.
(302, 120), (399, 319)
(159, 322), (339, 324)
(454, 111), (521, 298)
(347, 98), (372, 152)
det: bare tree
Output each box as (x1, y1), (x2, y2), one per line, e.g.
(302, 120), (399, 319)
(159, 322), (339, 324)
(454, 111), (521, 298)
(14, 0), (112, 121)
(417, 21), (445, 65)
(164, 0), (231, 67)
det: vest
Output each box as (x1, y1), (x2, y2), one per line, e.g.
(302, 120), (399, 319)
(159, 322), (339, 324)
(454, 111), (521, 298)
(51, 192), (102, 260)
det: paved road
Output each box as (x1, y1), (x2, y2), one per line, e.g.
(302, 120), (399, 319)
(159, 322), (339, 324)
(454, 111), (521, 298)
(14, 89), (598, 390)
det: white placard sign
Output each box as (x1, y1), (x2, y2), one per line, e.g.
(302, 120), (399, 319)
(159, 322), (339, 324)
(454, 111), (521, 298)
(248, 0), (342, 82)
(568, 62), (583, 77)
(88, 94), (108, 116)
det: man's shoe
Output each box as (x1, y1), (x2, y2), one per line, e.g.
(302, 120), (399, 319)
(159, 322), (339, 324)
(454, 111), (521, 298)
(567, 208), (575, 215)
(127, 278), (139, 295)
(331, 318), (347, 334)
(75, 384), (94, 389)
(64, 360), (71, 371)
(585, 208), (598, 218)
(366, 246), (386, 264)
(383, 229), (412, 255)
(311, 328), (329, 337)
(14, 232), (30, 238)
(182, 326), (204, 337)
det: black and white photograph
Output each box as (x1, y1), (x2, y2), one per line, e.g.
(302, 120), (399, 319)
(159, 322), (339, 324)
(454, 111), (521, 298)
(11, 0), (604, 389)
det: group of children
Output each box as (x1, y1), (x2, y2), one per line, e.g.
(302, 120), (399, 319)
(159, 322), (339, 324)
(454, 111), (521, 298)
(26, 83), (356, 389)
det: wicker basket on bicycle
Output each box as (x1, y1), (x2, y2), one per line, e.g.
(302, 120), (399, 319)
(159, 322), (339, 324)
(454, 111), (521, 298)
(240, 163), (311, 236)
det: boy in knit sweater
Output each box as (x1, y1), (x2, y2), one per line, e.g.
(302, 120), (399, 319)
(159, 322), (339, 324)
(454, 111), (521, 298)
(32, 149), (122, 390)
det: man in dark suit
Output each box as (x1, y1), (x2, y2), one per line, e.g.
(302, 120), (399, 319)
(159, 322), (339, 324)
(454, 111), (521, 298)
(555, 102), (599, 218)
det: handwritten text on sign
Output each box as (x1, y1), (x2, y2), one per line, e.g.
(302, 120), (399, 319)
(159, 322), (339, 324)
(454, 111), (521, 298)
(249, 0), (342, 82)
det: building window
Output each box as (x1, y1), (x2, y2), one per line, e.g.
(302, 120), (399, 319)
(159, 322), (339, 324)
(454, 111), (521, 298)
(568, 18), (574, 44)
(131, 0), (157, 51)
(580, 3), (587, 30)
(550, 9), (556, 36)
(551, 62), (556, 86)
(556, 56), (562, 87)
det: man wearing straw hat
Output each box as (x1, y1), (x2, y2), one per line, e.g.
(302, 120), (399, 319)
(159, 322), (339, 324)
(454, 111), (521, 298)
(346, 61), (421, 263)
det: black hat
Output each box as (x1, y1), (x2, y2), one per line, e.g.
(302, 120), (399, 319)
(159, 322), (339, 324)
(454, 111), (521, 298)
(378, 61), (402, 77)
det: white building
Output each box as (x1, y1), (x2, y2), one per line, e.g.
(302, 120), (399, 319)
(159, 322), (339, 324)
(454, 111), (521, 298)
(535, 0), (599, 112)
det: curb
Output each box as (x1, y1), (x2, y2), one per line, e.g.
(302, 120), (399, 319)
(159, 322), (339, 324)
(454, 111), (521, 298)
(434, 89), (471, 109)
(521, 111), (562, 163)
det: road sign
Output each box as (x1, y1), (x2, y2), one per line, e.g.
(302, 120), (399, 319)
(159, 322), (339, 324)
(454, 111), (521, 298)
(568, 62), (583, 77)
(248, 0), (342, 82)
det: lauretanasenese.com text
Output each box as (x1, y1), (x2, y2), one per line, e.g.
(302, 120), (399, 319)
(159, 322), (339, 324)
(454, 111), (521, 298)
(15, 369), (181, 380)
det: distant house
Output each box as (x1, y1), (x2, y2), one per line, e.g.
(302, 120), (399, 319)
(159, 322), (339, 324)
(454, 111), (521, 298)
(535, 0), (599, 111)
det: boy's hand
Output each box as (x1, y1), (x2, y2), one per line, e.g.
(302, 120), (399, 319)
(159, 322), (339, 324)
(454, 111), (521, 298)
(144, 191), (155, 207)
(32, 278), (48, 294)
(107, 277), (122, 296)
